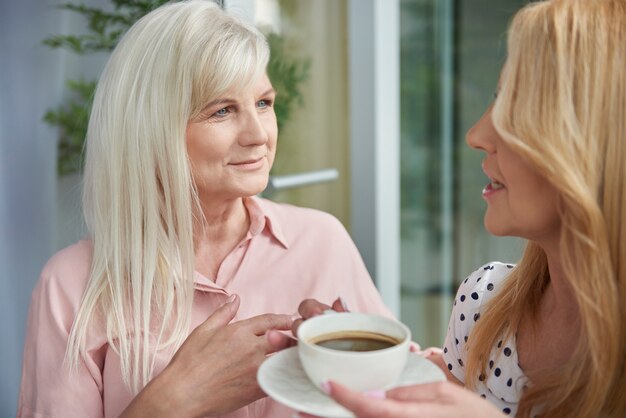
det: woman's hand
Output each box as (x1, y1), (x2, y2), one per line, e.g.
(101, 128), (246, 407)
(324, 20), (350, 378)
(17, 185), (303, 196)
(266, 297), (349, 349)
(291, 297), (349, 334)
(121, 294), (294, 418)
(299, 380), (506, 418)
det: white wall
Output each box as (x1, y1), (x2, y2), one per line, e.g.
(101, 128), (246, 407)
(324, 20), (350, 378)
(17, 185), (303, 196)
(0, 0), (101, 413)
(349, 0), (401, 315)
(1, 1), (63, 413)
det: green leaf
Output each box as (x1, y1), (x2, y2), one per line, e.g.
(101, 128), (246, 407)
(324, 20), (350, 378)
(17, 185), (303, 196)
(265, 31), (311, 131)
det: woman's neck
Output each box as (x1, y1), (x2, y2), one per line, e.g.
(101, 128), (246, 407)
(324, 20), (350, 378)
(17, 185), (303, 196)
(516, 242), (581, 378)
(196, 197), (249, 242)
(542, 245), (578, 319)
(192, 197), (251, 280)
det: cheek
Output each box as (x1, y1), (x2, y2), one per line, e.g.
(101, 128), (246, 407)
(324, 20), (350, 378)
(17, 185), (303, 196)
(267, 116), (278, 143)
(264, 117), (278, 152)
(513, 177), (560, 230)
(185, 127), (202, 167)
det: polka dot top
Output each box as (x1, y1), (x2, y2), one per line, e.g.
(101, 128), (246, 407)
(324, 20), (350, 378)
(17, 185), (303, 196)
(442, 262), (528, 417)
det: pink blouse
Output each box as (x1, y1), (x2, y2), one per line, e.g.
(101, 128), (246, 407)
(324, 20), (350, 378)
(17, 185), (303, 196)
(17, 197), (392, 418)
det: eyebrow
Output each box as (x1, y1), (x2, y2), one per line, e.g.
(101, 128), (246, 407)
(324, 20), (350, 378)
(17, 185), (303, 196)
(203, 88), (277, 110)
(203, 98), (236, 110)
(260, 88), (276, 97)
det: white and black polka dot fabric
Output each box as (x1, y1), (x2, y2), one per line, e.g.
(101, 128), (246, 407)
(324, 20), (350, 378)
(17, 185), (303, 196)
(442, 262), (528, 417)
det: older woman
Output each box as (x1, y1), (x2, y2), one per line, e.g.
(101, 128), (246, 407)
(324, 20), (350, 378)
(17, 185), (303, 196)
(17, 2), (391, 417)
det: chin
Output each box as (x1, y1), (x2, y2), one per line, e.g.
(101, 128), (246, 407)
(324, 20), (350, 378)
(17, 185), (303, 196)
(241, 178), (270, 197)
(483, 217), (511, 237)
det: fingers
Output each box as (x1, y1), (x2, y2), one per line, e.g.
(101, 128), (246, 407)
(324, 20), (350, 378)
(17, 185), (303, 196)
(297, 297), (349, 317)
(409, 341), (422, 353)
(331, 297), (349, 312)
(291, 317), (304, 337)
(267, 297), (350, 350)
(266, 330), (297, 351)
(386, 381), (447, 402)
(297, 299), (331, 318)
(199, 294), (240, 333)
(246, 313), (294, 336)
(422, 351), (463, 385)
(293, 299), (329, 337)
(419, 346), (443, 357)
(327, 381), (394, 418)
(293, 297), (349, 336)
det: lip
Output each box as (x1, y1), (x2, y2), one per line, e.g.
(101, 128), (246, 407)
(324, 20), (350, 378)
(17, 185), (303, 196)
(229, 157), (265, 170)
(482, 175), (506, 199)
(482, 181), (505, 199)
(481, 161), (506, 199)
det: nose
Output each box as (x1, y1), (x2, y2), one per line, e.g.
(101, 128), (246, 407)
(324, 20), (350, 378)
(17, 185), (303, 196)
(465, 107), (497, 154)
(239, 108), (272, 147)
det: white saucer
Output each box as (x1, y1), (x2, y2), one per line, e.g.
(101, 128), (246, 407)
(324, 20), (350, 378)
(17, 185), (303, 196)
(257, 347), (446, 418)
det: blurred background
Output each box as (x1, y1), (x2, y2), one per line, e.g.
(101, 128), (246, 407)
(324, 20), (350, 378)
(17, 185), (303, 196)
(0, 0), (526, 414)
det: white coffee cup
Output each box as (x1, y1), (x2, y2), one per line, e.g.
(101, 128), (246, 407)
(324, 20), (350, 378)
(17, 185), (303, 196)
(297, 312), (411, 392)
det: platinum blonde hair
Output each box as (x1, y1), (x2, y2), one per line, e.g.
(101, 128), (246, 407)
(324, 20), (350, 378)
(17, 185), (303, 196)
(466, 0), (626, 416)
(66, 0), (270, 393)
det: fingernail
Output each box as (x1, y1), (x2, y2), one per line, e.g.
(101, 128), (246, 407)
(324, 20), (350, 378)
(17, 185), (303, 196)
(226, 294), (236, 304)
(312, 307), (324, 317)
(320, 380), (331, 395)
(364, 390), (386, 399)
(410, 342), (422, 353)
(338, 297), (349, 311)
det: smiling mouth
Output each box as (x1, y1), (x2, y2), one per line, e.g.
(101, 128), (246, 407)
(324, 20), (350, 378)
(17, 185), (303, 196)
(482, 179), (505, 196)
(231, 157), (264, 165)
(228, 158), (267, 171)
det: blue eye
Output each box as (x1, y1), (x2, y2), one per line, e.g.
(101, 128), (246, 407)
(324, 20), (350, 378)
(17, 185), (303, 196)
(215, 107), (229, 116)
(257, 99), (272, 109)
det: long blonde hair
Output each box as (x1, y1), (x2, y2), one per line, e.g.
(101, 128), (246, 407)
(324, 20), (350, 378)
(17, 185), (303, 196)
(66, 0), (270, 393)
(466, 0), (626, 416)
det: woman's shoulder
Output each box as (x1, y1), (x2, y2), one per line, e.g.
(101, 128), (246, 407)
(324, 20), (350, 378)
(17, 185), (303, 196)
(456, 261), (515, 296)
(36, 239), (93, 303)
(41, 239), (93, 276)
(451, 261), (515, 316)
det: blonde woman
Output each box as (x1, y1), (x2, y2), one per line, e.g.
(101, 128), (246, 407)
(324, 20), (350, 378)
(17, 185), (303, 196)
(17, 2), (392, 417)
(297, 0), (626, 417)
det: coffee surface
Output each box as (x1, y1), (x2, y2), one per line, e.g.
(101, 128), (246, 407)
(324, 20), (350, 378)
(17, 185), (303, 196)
(310, 331), (400, 352)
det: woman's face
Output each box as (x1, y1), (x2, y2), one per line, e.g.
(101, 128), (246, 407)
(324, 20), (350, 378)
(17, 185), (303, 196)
(466, 106), (561, 244)
(186, 74), (277, 202)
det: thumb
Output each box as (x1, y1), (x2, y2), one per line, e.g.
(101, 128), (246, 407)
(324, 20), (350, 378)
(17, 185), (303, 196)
(331, 297), (350, 312)
(327, 381), (390, 418)
(200, 294), (240, 333)
(266, 329), (298, 350)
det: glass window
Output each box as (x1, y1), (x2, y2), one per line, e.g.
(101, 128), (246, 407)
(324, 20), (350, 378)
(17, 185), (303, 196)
(249, 0), (352, 226)
(399, 0), (526, 347)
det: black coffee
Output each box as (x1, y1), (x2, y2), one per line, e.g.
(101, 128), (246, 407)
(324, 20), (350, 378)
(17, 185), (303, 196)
(311, 331), (400, 352)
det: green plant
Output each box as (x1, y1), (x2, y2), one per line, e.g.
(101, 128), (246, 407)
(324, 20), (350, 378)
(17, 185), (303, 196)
(44, 79), (96, 175)
(265, 31), (310, 131)
(44, 0), (309, 176)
